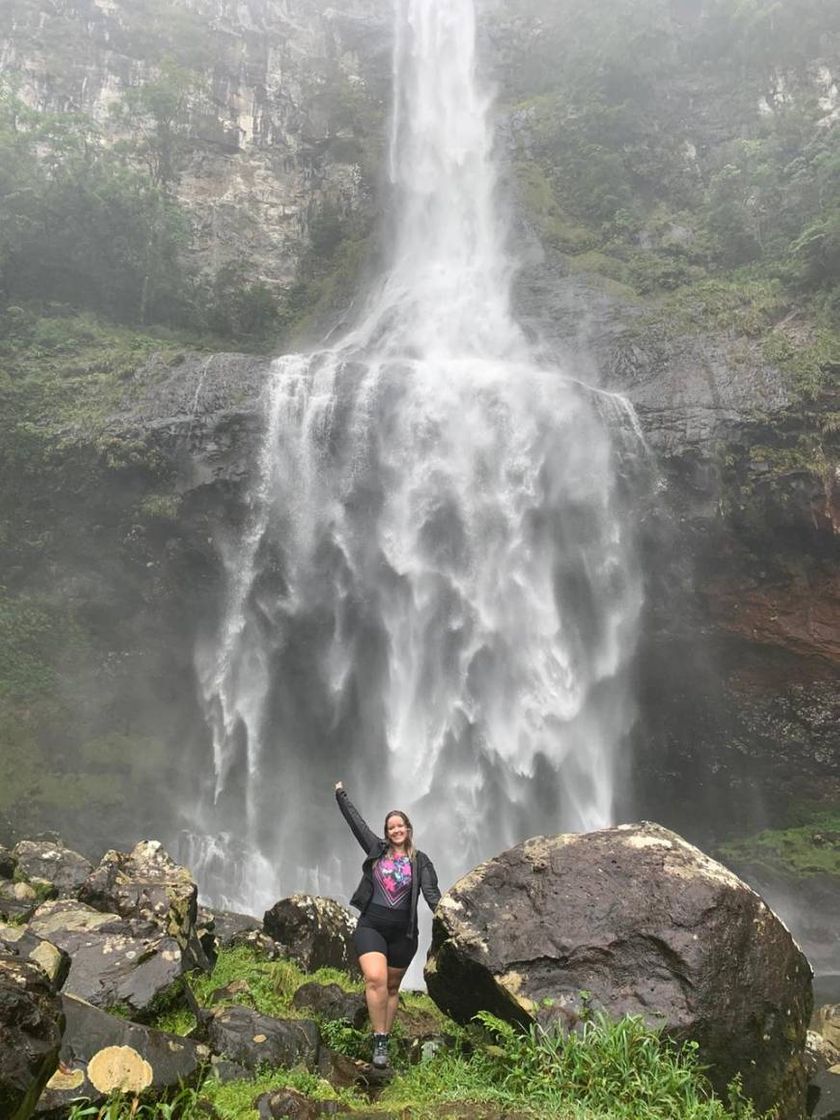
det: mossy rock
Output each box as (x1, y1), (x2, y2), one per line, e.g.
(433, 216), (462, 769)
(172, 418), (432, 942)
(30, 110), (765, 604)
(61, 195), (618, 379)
(720, 808), (840, 879)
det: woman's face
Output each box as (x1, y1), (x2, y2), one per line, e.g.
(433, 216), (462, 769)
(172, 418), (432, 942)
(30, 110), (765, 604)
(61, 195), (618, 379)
(386, 814), (409, 848)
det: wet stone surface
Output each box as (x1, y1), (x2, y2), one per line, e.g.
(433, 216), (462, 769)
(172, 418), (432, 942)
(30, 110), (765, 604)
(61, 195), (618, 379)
(427, 822), (813, 1120)
(35, 993), (209, 1115)
(29, 900), (185, 1017)
(0, 953), (64, 1120)
(13, 841), (93, 900)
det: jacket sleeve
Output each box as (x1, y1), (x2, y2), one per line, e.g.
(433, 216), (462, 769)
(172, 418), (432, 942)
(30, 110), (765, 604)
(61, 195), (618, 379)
(419, 854), (442, 910)
(336, 787), (380, 853)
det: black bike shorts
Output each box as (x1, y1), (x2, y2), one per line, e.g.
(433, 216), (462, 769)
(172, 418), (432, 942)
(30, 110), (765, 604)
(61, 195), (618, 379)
(354, 912), (418, 969)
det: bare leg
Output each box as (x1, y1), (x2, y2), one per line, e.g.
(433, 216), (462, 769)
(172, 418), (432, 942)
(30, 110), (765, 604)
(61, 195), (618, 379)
(385, 966), (407, 1034)
(358, 952), (389, 1034)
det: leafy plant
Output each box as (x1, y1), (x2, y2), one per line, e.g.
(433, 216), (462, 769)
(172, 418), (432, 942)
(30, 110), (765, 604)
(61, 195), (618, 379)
(66, 1086), (201, 1119)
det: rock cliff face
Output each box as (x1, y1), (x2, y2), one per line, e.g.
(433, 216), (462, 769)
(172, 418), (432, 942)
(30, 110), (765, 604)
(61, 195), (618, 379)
(0, 0), (389, 291)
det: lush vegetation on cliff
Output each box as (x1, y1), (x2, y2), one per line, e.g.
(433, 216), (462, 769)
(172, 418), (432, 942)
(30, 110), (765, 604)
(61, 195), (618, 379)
(0, 307), (194, 841)
(0, 0), (382, 352)
(499, 0), (840, 567)
(0, 77), (282, 347)
(721, 804), (840, 877)
(507, 0), (839, 294)
(506, 0), (839, 407)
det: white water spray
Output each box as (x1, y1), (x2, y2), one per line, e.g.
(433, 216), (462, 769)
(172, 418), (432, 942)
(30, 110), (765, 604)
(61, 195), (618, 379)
(186, 0), (644, 916)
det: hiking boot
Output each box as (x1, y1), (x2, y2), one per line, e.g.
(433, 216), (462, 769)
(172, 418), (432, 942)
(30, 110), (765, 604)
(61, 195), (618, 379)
(372, 1032), (390, 1068)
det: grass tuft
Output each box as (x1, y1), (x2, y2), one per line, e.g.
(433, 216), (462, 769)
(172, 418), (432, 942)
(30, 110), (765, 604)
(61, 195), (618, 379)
(179, 945), (363, 1024)
(379, 1010), (765, 1120)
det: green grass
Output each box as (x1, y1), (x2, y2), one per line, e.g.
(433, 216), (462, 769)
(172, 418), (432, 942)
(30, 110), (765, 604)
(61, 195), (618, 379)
(163, 945), (448, 1065)
(66, 1087), (201, 1119)
(180, 945), (363, 1022)
(0, 307), (193, 428)
(92, 950), (770, 1120)
(152, 1006), (197, 1036)
(64, 1010), (765, 1120)
(378, 1012), (763, 1120)
(201, 1067), (364, 1118)
(66, 1071), (365, 1120)
(149, 945), (368, 1036)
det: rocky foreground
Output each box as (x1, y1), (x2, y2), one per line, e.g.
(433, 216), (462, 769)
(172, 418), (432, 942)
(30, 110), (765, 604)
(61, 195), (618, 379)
(0, 828), (838, 1119)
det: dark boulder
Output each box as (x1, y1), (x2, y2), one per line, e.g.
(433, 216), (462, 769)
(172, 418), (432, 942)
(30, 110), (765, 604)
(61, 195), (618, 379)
(230, 928), (286, 959)
(0, 954), (64, 1120)
(263, 895), (357, 973)
(255, 1087), (322, 1119)
(79, 840), (210, 970)
(35, 994), (209, 1114)
(13, 841), (93, 899)
(316, 1046), (370, 1090)
(0, 845), (17, 880)
(195, 906), (218, 969)
(292, 981), (367, 1028)
(207, 978), (251, 1005)
(29, 900), (185, 1018)
(206, 1056), (251, 1083)
(0, 923), (70, 988)
(206, 1005), (320, 1071)
(425, 822), (812, 1119)
(212, 908), (263, 947)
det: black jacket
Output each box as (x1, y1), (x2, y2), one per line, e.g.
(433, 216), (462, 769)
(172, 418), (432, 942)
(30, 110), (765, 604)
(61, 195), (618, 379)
(336, 787), (441, 939)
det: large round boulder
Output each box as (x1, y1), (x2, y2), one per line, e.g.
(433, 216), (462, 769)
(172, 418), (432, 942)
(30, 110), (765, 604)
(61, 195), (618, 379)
(425, 823), (812, 1119)
(263, 895), (357, 973)
(0, 954), (64, 1120)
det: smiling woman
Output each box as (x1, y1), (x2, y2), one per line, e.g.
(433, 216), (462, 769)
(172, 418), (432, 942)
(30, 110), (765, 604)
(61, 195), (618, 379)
(334, 781), (441, 1069)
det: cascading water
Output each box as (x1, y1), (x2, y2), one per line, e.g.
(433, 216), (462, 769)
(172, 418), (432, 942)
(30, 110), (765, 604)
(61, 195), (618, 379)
(183, 0), (644, 920)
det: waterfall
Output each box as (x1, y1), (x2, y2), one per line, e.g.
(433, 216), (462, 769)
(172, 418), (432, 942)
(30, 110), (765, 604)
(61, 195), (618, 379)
(185, 0), (644, 919)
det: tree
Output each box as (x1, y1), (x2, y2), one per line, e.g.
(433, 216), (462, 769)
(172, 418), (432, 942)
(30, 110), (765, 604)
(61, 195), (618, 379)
(111, 60), (199, 188)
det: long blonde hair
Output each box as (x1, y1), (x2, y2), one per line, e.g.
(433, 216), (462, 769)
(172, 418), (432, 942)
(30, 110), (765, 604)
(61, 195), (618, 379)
(384, 810), (415, 859)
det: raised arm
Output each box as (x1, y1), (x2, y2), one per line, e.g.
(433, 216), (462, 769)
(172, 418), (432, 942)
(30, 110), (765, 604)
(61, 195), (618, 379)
(335, 782), (380, 853)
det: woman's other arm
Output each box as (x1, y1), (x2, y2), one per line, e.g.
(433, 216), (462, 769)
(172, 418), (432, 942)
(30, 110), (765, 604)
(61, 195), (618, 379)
(335, 782), (380, 852)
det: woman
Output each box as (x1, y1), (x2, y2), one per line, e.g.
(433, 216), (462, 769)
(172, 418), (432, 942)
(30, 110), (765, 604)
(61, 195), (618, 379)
(335, 780), (441, 1069)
